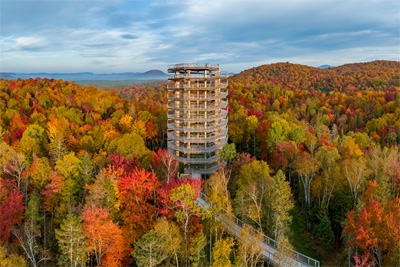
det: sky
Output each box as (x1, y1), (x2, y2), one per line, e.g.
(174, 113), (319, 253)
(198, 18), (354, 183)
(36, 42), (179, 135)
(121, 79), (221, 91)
(1, 0), (399, 73)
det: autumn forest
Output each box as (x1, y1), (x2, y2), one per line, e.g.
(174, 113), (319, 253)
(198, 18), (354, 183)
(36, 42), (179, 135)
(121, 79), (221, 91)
(0, 60), (399, 267)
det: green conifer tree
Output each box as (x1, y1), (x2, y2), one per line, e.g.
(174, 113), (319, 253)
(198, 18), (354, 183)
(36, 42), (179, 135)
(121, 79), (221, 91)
(133, 230), (167, 267)
(55, 214), (87, 267)
(316, 216), (335, 250)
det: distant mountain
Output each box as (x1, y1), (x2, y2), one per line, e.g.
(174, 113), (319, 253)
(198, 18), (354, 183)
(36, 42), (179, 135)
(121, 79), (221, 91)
(318, 65), (334, 69)
(129, 70), (167, 79)
(0, 70), (168, 81)
(0, 73), (15, 79)
(142, 70), (167, 77)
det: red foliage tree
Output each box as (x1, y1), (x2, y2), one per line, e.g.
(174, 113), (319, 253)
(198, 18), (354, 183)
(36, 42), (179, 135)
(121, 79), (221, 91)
(118, 168), (160, 243)
(42, 171), (65, 212)
(149, 149), (179, 183)
(108, 153), (140, 174)
(256, 121), (271, 160)
(0, 190), (24, 244)
(157, 177), (205, 266)
(271, 141), (297, 171)
(157, 177), (204, 234)
(354, 254), (375, 267)
(230, 152), (256, 179)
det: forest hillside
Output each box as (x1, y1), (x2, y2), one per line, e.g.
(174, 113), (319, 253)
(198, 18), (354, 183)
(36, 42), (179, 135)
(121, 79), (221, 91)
(0, 60), (399, 266)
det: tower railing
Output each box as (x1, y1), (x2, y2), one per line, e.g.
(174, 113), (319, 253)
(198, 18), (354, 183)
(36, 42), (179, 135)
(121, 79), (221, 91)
(168, 100), (228, 111)
(168, 72), (228, 79)
(167, 91), (228, 100)
(168, 119), (227, 132)
(167, 110), (227, 121)
(184, 164), (220, 174)
(167, 82), (228, 90)
(173, 155), (219, 164)
(167, 130), (227, 143)
(167, 63), (220, 69)
(168, 141), (226, 153)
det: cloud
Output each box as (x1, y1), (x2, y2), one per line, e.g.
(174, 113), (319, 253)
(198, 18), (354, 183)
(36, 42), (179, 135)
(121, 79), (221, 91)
(121, 34), (138, 39)
(8, 37), (45, 51)
(1, 0), (399, 72)
(90, 60), (104, 65)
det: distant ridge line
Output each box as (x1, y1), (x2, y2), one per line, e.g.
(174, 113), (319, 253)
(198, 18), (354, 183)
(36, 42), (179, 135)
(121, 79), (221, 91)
(0, 70), (168, 81)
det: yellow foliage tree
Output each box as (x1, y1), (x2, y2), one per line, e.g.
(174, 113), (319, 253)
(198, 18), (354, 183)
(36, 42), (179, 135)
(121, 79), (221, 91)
(119, 114), (133, 133)
(154, 218), (184, 266)
(274, 236), (295, 267)
(0, 245), (27, 267)
(235, 225), (263, 267)
(212, 237), (234, 267)
(132, 120), (147, 139)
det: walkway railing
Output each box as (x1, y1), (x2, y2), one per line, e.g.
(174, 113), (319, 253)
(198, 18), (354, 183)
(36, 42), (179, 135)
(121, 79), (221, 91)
(198, 192), (320, 267)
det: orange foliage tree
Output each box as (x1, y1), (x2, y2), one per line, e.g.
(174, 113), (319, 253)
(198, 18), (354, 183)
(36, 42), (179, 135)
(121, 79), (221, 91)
(82, 206), (130, 267)
(343, 197), (400, 266)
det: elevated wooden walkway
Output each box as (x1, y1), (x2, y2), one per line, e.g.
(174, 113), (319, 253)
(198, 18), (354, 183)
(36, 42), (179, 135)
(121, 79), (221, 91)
(197, 193), (320, 267)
